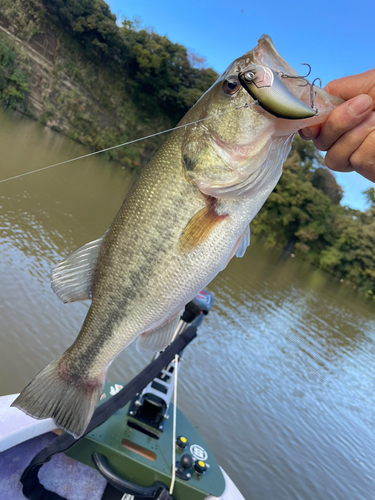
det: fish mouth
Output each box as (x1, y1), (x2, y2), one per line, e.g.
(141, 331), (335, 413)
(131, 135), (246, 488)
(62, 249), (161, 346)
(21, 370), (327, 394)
(237, 40), (317, 120)
(234, 35), (343, 121)
(232, 35), (299, 81)
(187, 35), (343, 199)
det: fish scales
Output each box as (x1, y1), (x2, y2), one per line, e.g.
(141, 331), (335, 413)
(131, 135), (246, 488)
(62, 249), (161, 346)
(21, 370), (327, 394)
(70, 130), (210, 372)
(12, 35), (342, 438)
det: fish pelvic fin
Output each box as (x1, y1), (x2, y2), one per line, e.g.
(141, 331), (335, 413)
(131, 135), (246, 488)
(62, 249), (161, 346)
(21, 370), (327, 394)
(235, 225), (251, 258)
(51, 231), (107, 303)
(11, 357), (104, 439)
(220, 225), (251, 271)
(178, 198), (228, 252)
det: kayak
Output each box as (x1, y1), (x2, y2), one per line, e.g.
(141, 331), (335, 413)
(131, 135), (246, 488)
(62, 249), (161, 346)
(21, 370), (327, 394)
(0, 291), (246, 500)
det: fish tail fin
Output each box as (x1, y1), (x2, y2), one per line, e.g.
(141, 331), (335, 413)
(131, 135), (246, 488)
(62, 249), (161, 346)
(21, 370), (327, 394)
(11, 357), (103, 439)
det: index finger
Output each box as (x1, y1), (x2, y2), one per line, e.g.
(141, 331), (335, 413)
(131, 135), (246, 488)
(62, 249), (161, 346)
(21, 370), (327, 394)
(325, 69), (375, 101)
(313, 94), (373, 152)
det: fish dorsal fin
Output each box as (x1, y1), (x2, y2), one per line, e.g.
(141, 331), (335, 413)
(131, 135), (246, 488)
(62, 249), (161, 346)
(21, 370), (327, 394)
(235, 225), (250, 258)
(51, 233), (106, 303)
(136, 312), (182, 353)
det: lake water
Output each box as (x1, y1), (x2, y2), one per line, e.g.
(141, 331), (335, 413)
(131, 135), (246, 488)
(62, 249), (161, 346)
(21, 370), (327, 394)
(0, 109), (374, 500)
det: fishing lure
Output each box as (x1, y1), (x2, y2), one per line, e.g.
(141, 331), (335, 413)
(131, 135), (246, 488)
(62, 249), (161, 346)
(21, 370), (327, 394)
(238, 63), (319, 119)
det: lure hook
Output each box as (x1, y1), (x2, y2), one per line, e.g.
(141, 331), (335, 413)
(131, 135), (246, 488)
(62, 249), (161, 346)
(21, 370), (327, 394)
(312, 77), (322, 87)
(278, 63), (312, 81)
(277, 63), (322, 113)
(310, 77), (322, 111)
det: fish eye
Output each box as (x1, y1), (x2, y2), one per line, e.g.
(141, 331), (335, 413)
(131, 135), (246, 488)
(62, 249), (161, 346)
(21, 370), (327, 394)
(223, 77), (241, 96)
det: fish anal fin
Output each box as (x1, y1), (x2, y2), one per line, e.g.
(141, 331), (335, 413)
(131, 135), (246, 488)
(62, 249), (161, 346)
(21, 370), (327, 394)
(178, 198), (228, 252)
(51, 232), (107, 304)
(136, 313), (182, 353)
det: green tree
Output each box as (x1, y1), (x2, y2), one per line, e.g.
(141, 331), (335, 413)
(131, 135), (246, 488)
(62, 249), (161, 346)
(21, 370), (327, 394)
(320, 207), (375, 293)
(363, 187), (375, 207)
(310, 167), (343, 205)
(253, 136), (375, 294)
(0, 35), (29, 109)
(42, 0), (127, 60)
(120, 20), (217, 120)
(252, 137), (340, 261)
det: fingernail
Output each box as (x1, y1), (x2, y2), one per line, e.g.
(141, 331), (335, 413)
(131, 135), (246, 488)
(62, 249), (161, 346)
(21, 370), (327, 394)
(301, 127), (314, 139)
(300, 125), (319, 140)
(348, 95), (373, 117)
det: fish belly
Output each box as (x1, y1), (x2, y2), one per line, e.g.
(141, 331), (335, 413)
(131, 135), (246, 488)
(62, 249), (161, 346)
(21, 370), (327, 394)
(69, 172), (249, 376)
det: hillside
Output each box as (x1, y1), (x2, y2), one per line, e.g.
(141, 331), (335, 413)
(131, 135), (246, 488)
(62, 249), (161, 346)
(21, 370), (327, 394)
(0, 0), (217, 168)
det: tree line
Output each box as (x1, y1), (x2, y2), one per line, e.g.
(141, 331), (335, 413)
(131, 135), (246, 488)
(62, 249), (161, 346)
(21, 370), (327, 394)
(41, 0), (218, 121)
(252, 136), (375, 296)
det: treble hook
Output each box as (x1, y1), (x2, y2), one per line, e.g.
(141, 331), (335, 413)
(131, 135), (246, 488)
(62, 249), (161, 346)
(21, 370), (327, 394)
(312, 77), (322, 87)
(278, 63), (312, 81)
(310, 77), (322, 110)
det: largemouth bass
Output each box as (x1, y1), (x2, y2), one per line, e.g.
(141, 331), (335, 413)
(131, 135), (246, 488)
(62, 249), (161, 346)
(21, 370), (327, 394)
(12, 35), (342, 438)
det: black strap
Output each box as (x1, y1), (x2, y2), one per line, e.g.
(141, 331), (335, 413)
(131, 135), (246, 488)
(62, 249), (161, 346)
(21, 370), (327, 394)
(20, 325), (198, 500)
(100, 483), (123, 500)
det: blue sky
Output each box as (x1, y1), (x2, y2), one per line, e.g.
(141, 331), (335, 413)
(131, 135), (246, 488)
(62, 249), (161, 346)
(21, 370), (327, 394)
(107, 0), (374, 211)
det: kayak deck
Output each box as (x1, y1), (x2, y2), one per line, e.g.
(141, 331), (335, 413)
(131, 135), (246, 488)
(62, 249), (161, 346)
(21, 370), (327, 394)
(0, 431), (107, 500)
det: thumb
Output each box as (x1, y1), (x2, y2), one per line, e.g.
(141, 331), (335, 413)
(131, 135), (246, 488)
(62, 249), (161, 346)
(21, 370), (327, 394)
(324, 69), (375, 103)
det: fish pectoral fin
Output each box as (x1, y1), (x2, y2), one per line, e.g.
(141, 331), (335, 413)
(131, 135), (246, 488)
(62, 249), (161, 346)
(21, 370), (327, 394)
(136, 312), (183, 353)
(221, 225), (250, 270)
(178, 200), (228, 252)
(51, 232), (107, 303)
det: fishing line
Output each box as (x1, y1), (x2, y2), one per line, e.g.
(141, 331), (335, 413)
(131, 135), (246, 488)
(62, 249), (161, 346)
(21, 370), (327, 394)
(0, 102), (257, 185)
(169, 320), (185, 495)
(169, 353), (179, 495)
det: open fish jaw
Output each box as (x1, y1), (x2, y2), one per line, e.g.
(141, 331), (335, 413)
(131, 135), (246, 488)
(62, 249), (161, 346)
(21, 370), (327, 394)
(182, 34), (342, 197)
(236, 34), (298, 78)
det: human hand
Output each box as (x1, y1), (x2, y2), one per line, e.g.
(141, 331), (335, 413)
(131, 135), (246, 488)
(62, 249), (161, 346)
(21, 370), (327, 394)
(299, 69), (375, 182)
